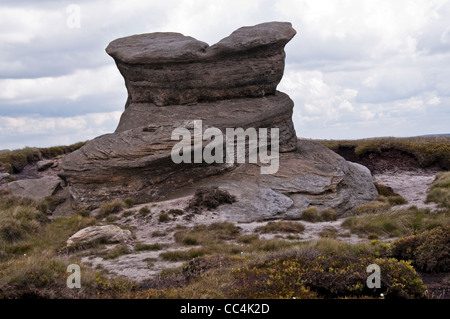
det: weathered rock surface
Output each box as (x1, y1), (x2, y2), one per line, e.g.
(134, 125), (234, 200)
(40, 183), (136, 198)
(37, 160), (55, 171)
(115, 91), (297, 151)
(0, 173), (10, 182)
(61, 92), (297, 209)
(106, 22), (296, 106)
(3, 177), (62, 199)
(60, 22), (377, 217)
(175, 140), (378, 221)
(66, 225), (133, 248)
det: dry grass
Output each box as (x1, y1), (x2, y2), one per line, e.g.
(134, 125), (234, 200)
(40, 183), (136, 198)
(317, 136), (450, 169)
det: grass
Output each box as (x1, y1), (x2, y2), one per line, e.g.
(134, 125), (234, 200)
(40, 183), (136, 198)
(160, 248), (207, 261)
(134, 243), (163, 251)
(351, 201), (391, 215)
(255, 221), (305, 233)
(0, 141), (87, 174)
(342, 206), (450, 238)
(138, 206), (150, 216)
(426, 172), (450, 210)
(158, 212), (171, 223)
(174, 222), (241, 246)
(301, 207), (321, 222)
(102, 245), (131, 260)
(97, 200), (125, 218)
(317, 136), (450, 170)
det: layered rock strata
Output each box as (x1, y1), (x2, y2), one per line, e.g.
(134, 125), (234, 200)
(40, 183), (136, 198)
(60, 22), (378, 216)
(106, 22), (296, 106)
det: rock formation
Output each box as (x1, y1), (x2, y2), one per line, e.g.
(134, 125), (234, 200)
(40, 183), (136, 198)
(106, 22), (296, 106)
(66, 225), (132, 248)
(60, 22), (377, 218)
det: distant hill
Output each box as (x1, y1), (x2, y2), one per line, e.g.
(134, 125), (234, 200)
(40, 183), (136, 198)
(419, 134), (450, 137)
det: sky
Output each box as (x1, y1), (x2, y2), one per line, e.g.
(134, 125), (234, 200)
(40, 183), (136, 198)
(1, 0), (449, 150)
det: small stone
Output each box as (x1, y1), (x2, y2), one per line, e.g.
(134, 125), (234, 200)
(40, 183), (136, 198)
(37, 160), (55, 171)
(66, 225), (133, 248)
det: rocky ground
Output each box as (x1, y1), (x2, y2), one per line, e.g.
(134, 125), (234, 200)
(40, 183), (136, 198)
(77, 167), (442, 283)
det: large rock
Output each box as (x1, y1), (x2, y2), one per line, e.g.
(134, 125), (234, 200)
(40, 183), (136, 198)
(175, 140), (378, 222)
(106, 22), (296, 106)
(60, 92), (297, 209)
(66, 225), (133, 248)
(4, 177), (62, 199)
(60, 22), (378, 217)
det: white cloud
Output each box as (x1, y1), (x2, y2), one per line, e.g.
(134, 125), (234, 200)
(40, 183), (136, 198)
(0, 65), (123, 103)
(0, 111), (122, 149)
(0, 0), (449, 147)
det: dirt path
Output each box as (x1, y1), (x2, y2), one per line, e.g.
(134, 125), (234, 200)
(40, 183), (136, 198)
(373, 168), (440, 212)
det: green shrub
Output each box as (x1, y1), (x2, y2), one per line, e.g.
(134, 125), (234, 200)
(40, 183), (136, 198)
(301, 207), (322, 222)
(256, 221), (305, 233)
(230, 252), (425, 299)
(391, 225), (450, 273)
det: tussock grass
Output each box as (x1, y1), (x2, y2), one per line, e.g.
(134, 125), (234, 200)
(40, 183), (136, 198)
(301, 207), (321, 222)
(426, 172), (450, 210)
(0, 142), (87, 173)
(317, 136), (450, 170)
(97, 200), (125, 218)
(342, 207), (449, 238)
(255, 221), (305, 233)
(174, 222), (241, 246)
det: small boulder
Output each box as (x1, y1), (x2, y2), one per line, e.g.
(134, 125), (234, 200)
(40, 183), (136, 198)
(5, 177), (61, 199)
(37, 160), (55, 171)
(0, 173), (10, 182)
(66, 225), (133, 248)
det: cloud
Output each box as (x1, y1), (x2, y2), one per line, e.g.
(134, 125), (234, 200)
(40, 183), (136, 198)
(0, 111), (122, 150)
(0, 0), (449, 149)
